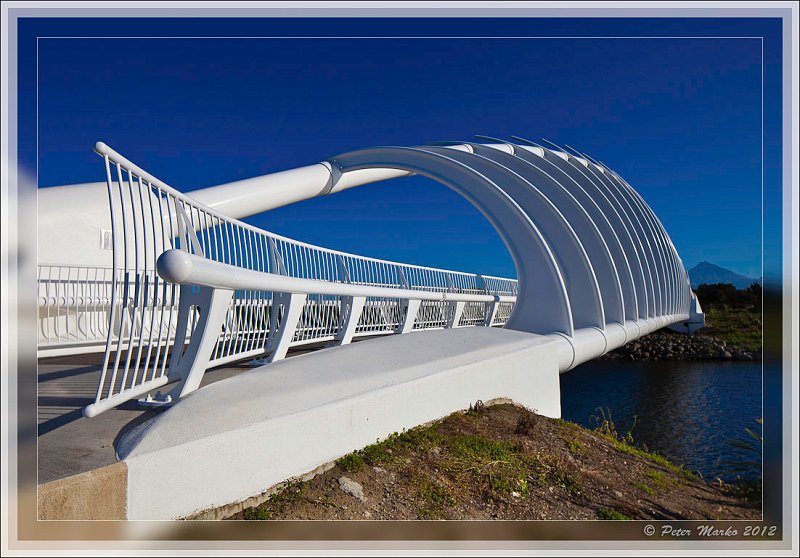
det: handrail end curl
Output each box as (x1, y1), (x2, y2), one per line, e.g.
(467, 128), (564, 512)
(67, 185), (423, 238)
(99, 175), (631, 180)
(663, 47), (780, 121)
(95, 141), (110, 157)
(157, 249), (195, 284)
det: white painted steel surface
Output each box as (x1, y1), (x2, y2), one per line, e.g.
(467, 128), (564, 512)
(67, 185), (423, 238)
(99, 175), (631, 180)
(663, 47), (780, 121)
(82, 142), (518, 417)
(37, 136), (700, 417)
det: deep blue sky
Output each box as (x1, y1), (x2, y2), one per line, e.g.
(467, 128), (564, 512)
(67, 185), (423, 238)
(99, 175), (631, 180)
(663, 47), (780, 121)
(25, 17), (782, 280)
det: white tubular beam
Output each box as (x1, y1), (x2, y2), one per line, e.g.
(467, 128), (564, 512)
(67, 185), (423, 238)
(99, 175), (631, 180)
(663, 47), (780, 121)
(542, 148), (650, 321)
(157, 250), (516, 305)
(190, 165), (411, 220)
(579, 158), (657, 318)
(174, 143), (506, 221)
(505, 142), (633, 325)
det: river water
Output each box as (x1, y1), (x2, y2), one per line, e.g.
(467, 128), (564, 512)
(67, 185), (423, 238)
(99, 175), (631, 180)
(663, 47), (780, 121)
(560, 360), (762, 481)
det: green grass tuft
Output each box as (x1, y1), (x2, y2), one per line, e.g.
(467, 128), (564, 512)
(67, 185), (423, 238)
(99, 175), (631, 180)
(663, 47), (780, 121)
(447, 434), (518, 462)
(566, 437), (586, 458)
(597, 507), (630, 520)
(645, 469), (675, 490)
(336, 452), (365, 473)
(612, 440), (698, 481)
(239, 481), (307, 520)
(419, 479), (456, 507)
(417, 478), (456, 519)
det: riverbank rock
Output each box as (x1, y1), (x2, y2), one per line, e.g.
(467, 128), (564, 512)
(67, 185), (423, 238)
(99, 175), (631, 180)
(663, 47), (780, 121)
(600, 330), (758, 362)
(338, 476), (366, 502)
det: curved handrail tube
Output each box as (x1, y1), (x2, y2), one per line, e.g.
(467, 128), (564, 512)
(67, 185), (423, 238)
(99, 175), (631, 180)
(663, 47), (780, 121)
(157, 250), (516, 304)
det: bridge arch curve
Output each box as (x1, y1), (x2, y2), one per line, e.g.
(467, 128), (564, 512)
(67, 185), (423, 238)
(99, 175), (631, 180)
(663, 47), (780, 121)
(329, 146), (576, 336)
(328, 142), (694, 342)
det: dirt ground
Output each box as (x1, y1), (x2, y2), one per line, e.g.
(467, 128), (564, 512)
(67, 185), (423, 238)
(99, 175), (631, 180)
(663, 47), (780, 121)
(226, 403), (760, 521)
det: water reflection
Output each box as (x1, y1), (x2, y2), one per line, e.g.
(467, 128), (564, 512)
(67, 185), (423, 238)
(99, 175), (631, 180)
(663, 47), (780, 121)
(560, 360), (761, 480)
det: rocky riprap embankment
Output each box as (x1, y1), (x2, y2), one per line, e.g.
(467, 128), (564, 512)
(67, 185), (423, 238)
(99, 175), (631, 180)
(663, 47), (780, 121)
(601, 331), (758, 362)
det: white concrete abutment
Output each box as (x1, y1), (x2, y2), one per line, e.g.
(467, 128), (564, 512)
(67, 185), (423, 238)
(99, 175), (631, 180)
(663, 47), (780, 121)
(117, 327), (562, 520)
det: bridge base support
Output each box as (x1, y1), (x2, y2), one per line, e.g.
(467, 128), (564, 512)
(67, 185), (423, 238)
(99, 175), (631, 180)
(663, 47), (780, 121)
(117, 327), (562, 519)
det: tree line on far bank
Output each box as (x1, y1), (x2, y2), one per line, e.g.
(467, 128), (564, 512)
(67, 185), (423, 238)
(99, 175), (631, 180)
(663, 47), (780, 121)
(695, 282), (762, 310)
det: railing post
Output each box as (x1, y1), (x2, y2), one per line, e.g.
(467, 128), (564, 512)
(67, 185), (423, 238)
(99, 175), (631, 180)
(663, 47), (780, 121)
(166, 285), (234, 399)
(336, 255), (351, 284)
(476, 275), (498, 327)
(334, 295), (366, 345)
(266, 292), (307, 362)
(444, 274), (465, 329)
(446, 300), (466, 329)
(484, 300), (500, 327)
(397, 299), (421, 334)
(265, 237), (288, 351)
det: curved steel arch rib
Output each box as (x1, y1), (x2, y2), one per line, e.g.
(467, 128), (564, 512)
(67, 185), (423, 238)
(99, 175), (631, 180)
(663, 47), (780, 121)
(329, 146), (576, 336)
(326, 140), (701, 359)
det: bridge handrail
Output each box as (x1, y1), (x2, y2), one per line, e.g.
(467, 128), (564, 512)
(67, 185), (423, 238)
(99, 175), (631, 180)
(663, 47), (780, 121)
(157, 250), (517, 303)
(94, 142), (518, 292)
(84, 142), (517, 417)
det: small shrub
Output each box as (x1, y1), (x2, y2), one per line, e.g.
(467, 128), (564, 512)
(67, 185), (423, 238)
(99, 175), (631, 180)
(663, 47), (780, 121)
(336, 452), (364, 473)
(489, 474), (514, 493)
(517, 476), (530, 498)
(552, 466), (581, 495)
(515, 412), (539, 435)
(540, 452), (581, 495)
(360, 426), (444, 465)
(591, 407), (636, 446)
(722, 417), (763, 478)
(362, 441), (394, 464)
(466, 400), (486, 417)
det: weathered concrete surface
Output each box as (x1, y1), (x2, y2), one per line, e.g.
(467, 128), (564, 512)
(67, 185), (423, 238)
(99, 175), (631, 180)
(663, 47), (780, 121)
(38, 462), (127, 520)
(118, 327), (562, 519)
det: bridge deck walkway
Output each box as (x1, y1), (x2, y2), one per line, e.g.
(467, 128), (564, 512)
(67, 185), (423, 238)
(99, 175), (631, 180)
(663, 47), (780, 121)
(37, 344), (330, 484)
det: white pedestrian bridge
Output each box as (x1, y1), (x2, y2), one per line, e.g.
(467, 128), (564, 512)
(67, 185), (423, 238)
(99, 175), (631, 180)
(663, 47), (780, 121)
(36, 137), (705, 519)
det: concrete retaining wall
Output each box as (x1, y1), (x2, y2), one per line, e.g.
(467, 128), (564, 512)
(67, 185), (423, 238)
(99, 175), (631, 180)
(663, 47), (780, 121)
(38, 462), (127, 520)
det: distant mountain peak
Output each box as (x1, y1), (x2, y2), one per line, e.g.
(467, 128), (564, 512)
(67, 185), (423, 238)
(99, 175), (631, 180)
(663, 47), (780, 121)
(687, 262), (758, 289)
